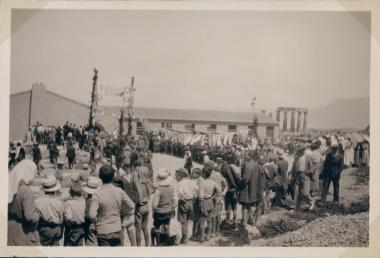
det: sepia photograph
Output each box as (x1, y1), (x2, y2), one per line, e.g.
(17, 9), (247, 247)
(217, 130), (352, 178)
(5, 3), (373, 253)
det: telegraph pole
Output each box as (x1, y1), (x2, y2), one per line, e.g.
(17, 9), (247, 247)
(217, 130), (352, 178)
(126, 76), (135, 136)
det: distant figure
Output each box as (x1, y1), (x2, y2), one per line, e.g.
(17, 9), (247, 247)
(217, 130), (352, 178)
(16, 142), (26, 162)
(66, 143), (76, 170)
(32, 142), (42, 173)
(183, 151), (193, 174)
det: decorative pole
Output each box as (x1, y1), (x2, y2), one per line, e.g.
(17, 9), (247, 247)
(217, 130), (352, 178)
(251, 96), (258, 138)
(88, 68), (98, 130)
(126, 76), (136, 136)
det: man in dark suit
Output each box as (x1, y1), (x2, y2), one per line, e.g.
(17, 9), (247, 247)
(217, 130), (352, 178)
(238, 151), (266, 227)
(320, 142), (344, 204)
(274, 149), (289, 207)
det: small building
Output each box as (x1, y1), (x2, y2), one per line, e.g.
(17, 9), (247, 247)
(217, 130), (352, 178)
(9, 83), (279, 140)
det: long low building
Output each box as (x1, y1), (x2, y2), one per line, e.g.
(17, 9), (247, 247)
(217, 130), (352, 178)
(9, 83), (279, 140)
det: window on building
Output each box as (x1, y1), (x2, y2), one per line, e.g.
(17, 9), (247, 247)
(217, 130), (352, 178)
(266, 126), (274, 137)
(136, 122), (143, 128)
(207, 124), (217, 131)
(228, 125), (237, 132)
(185, 123), (195, 131)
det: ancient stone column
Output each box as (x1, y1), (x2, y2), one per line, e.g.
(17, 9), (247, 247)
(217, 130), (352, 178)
(303, 111), (308, 131)
(282, 109), (288, 131)
(276, 109), (280, 122)
(297, 110), (302, 131)
(290, 110), (295, 133)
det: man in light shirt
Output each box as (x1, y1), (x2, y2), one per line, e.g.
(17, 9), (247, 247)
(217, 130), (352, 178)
(175, 168), (197, 244)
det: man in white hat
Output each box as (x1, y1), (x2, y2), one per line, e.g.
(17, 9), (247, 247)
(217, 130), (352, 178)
(83, 177), (100, 246)
(34, 175), (65, 246)
(151, 169), (177, 246)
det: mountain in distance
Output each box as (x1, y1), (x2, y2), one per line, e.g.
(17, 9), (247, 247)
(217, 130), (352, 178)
(308, 97), (369, 129)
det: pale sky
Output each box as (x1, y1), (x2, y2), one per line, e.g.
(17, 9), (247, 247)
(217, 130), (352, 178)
(11, 10), (370, 112)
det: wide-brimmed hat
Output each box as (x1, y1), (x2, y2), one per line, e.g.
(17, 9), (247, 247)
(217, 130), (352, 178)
(83, 177), (100, 194)
(201, 150), (207, 155)
(41, 175), (61, 192)
(82, 163), (89, 170)
(276, 149), (284, 157)
(70, 182), (83, 196)
(156, 169), (172, 186)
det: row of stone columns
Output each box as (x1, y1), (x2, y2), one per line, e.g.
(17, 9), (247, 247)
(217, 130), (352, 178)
(276, 107), (308, 132)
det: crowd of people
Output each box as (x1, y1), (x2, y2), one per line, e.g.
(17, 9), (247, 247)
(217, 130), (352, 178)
(8, 121), (370, 247)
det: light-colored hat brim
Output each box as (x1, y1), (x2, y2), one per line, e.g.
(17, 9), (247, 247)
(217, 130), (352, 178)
(41, 182), (61, 192)
(157, 177), (172, 186)
(83, 186), (99, 194)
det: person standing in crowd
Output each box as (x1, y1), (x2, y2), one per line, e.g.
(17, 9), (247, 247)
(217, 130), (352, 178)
(184, 151), (193, 174)
(310, 142), (323, 197)
(218, 158), (240, 228)
(201, 150), (209, 165)
(16, 142), (26, 162)
(175, 168), (197, 244)
(274, 149), (289, 207)
(198, 165), (221, 243)
(63, 182), (86, 246)
(189, 167), (202, 240)
(83, 177), (100, 246)
(290, 144), (315, 212)
(32, 141), (42, 173)
(34, 175), (65, 246)
(320, 142), (344, 204)
(66, 142), (76, 170)
(263, 154), (279, 214)
(88, 165), (135, 246)
(238, 151), (266, 227)
(24, 127), (34, 155)
(119, 161), (152, 247)
(151, 169), (177, 246)
(8, 160), (40, 246)
(8, 142), (17, 169)
(208, 161), (227, 237)
(49, 142), (60, 167)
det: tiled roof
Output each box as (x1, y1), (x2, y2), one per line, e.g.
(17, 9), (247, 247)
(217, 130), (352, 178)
(99, 106), (278, 125)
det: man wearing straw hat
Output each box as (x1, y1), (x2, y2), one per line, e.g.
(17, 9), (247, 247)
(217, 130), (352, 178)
(34, 175), (65, 246)
(291, 143), (315, 212)
(83, 177), (100, 246)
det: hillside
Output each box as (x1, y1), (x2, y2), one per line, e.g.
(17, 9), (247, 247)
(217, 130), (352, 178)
(308, 97), (369, 129)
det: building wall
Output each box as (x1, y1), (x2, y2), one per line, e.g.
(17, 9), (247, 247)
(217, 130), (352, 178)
(9, 91), (31, 140)
(30, 84), (89, 128)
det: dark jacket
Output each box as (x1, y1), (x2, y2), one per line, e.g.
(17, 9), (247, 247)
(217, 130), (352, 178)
(220, 163), (239, 192)
(321, 150), (344, 179)
(276, 158), (289, 190)
(238, 159), (265, 204)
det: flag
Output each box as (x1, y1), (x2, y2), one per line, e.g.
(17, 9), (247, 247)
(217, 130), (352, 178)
(104, 86), (124, 97)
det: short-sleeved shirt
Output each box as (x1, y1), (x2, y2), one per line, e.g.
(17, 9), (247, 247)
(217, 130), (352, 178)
(35, 195), (65, 225)
(88, 183), (135, 235)
(64, 197), (86, 224)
